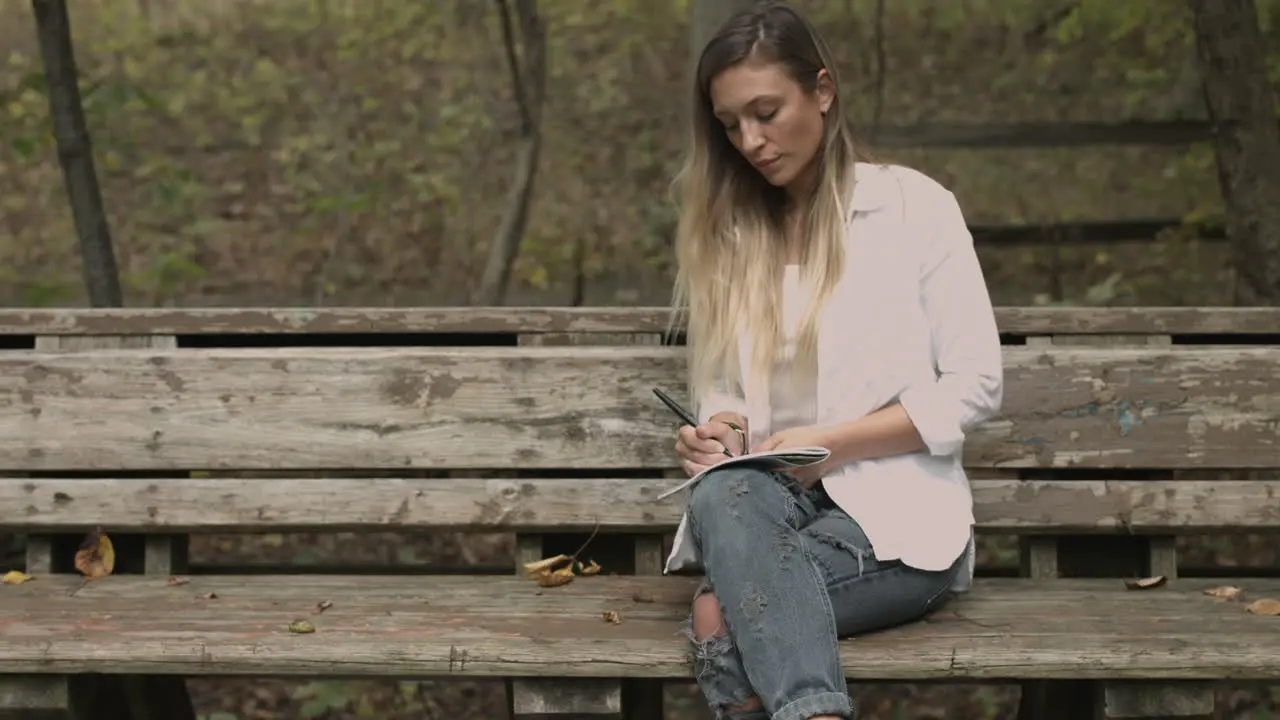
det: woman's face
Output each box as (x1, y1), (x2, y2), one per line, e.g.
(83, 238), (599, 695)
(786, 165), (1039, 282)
(709, 59), (832, 194)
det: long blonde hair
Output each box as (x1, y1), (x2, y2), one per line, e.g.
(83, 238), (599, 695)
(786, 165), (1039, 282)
(670, 1), (865, 407)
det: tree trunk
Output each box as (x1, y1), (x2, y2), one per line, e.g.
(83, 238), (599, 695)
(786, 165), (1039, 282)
(31, 0), (123, 308)
(473, 0), (546, 306)
(1187, 0), (1280, 305)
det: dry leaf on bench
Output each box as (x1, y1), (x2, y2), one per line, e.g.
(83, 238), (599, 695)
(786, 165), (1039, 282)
(1245, 598), (1280, 616)
(1123, 575), (1166, 590)
(199, 592), (218, 600)
(314, 600), (333, 614)
(578, 559), (601, 576)
(166, 576), (190, 586)
(74, 528), (115, 581)
(1203, 585), (1242, 600)
(536, 566), (576, 588)
(288, 619), (316, 634)
(522, 554), (571, 579)
(2, 570), (32, 585)
(602, 611), (621, 625)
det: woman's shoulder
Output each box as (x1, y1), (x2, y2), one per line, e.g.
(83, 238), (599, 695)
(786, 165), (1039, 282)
(852, 161), (957, 210)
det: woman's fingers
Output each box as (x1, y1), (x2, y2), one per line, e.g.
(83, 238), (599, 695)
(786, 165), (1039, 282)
(678, 424), (726, 456)
(680, 459), (707, 478)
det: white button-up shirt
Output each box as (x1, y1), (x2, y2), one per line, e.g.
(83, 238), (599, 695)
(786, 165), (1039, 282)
(665, 163), (1005, 592)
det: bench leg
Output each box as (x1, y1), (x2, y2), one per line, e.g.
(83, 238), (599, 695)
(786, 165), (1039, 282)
(1016, 679), (1101, 720)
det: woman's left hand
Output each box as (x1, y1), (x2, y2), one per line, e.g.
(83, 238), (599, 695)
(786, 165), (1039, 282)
(753, 424), (837, 488)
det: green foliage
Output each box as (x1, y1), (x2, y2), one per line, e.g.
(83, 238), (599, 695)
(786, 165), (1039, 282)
(0, 0), (1273, 307)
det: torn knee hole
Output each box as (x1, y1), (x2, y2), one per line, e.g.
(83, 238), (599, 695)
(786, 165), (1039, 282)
(691, 591), (727, 640)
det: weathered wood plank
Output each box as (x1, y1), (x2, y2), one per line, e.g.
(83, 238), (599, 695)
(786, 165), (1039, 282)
(0, 307), (1276, 336)
(0, 576), (1277, 679)
(3, 478), (1279, 533)
(0, 346), (1276, 470)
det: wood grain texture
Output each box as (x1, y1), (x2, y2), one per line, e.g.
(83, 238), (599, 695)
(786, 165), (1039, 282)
(0, 576), (1277, 679)
(0, 346), (1277, 470)
(0, 307), (1276, 336)
(3, 478), (1278, 533)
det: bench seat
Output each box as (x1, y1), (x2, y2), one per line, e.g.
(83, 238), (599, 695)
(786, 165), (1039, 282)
(3, 575), (1278, 680)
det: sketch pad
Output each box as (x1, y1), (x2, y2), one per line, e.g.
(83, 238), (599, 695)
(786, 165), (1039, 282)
(656, 447), (831, 501)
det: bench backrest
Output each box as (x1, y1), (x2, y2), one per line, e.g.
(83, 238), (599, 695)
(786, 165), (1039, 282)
(1, 307), (1277, 546)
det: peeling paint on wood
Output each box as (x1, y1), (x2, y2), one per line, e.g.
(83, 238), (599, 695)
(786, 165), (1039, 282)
(0, 346), (1275, 470)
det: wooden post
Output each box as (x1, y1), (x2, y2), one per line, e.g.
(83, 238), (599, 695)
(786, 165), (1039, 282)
(21, 335), (195, 720)
(507, 332), (665, 720)
(1015, 334), (1213, 720)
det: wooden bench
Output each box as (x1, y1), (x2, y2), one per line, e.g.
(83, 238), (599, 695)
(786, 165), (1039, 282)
(0, 306), (1277, 720)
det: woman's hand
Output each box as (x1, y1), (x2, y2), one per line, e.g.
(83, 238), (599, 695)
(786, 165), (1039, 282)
(753, 424), (836, 488)
(675, 415), (747, 478)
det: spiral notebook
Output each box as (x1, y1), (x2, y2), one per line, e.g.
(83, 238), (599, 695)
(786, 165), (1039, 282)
(655, 446), (830, 501)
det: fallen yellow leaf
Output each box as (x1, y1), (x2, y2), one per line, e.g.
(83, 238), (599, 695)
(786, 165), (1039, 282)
(1123, 575), (1166, 590)
(535, 566), (576, 588)
(74, 528), (115, 581)
(602, 610), (621, 625)
(1245, 598), (1280, 616)
(2, 570), (32, 585)
(579, 559), (601, 576)
(522, 554), (570, 579)
(288, 619), (316, 633)
(1203, 585), (1242, 600)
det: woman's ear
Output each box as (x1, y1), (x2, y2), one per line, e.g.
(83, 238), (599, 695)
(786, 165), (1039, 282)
(816, 68), (835, 114)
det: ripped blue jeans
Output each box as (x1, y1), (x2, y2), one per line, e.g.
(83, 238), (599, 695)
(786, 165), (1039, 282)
(685, 466), (963, 720)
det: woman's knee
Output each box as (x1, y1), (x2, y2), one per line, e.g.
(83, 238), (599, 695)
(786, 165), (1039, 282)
(688, 467), (778, 524)
(691, 591), (726, 641)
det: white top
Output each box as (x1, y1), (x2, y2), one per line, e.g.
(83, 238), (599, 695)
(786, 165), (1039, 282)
(665, 163), (1005, 593)
(769, 265), (818, 433)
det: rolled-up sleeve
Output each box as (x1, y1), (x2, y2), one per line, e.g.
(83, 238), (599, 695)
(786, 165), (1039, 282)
(897, 189), (1003, 457)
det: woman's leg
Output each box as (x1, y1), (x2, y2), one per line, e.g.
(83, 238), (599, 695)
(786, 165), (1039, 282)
(686, 466), (852, 720)
(800, 508), (963, 638)
(685, 468), (963, 720)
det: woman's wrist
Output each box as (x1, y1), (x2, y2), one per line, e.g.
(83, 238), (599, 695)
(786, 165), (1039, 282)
(709, 411), (749, 453)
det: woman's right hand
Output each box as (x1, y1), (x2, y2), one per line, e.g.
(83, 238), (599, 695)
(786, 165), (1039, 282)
(675, 416), (746, 478)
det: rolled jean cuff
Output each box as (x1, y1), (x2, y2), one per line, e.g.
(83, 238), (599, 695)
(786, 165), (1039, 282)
(772, 691), (854, 720)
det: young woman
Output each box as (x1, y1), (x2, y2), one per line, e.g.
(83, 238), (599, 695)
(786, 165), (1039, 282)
(664, 3), (1004, 719)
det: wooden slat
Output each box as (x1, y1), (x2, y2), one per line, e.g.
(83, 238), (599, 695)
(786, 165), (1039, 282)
(0, 576), (1277, 679)
(0, 307), (1276, 336)
(0, 345), (1277, 470)
(3, 478), (1279, 533)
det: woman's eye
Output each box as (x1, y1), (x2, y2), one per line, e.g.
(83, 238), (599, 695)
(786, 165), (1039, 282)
(758, 109), (778, 122)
